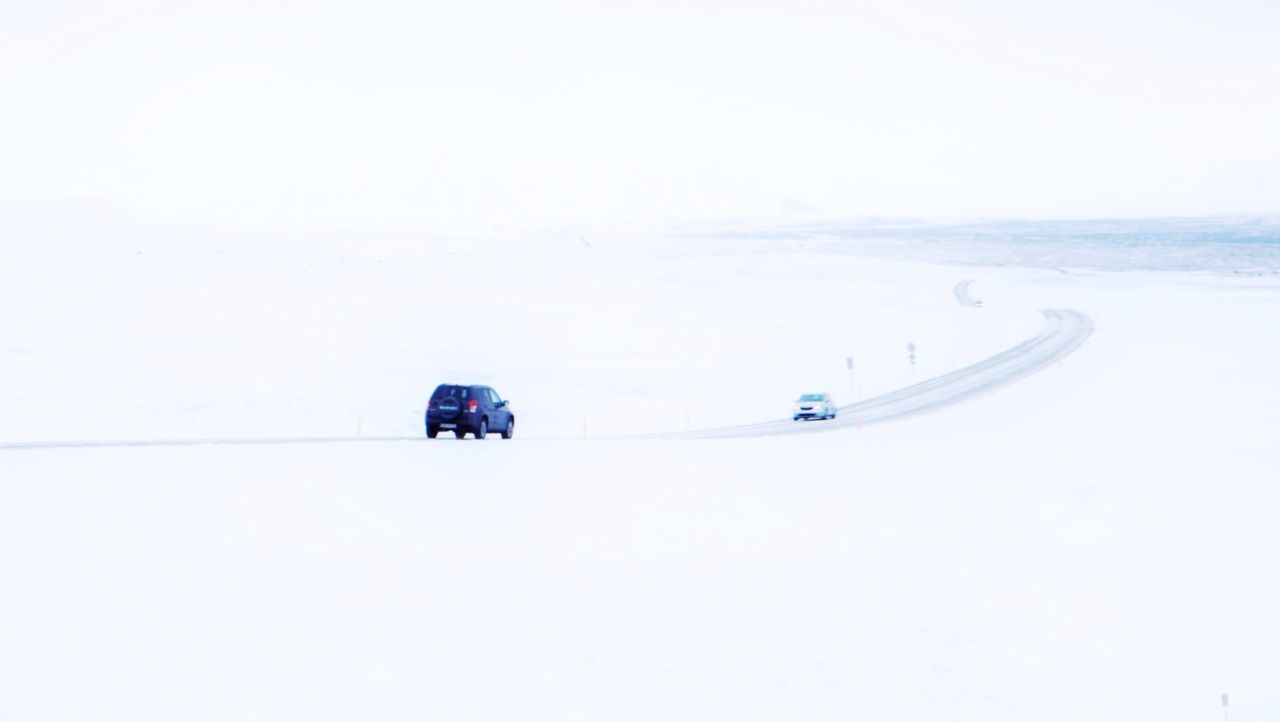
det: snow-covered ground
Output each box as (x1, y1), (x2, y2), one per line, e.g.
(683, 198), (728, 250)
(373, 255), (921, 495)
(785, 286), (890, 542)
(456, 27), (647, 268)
(2, 213), (1278, 721)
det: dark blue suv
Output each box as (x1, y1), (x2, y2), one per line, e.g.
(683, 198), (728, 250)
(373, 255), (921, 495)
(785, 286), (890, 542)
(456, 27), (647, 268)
(425, 384), (515, 439)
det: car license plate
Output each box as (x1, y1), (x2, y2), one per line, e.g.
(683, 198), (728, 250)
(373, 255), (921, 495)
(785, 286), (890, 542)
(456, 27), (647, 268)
(440, 423), (456, 429)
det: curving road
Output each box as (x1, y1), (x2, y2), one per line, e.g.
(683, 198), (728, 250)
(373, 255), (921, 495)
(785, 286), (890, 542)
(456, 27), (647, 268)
(1, 295), (1092, 450)
(954, 279), (982, 307)
(633, 308), (1093, 439)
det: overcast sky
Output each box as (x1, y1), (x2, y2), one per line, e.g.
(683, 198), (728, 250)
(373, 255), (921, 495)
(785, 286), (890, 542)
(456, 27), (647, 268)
(2, 0), (1278, 228)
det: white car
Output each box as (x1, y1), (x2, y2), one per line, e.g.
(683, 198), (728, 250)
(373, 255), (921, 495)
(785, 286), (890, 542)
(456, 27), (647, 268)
(792, 392), (837, 421)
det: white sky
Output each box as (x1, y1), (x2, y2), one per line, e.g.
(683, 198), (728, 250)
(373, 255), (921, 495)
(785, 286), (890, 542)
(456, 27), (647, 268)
(2, 0), (1278, 228)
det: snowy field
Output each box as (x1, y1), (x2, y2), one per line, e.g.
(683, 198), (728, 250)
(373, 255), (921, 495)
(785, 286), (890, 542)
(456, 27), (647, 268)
(3, 213), (1279, 721)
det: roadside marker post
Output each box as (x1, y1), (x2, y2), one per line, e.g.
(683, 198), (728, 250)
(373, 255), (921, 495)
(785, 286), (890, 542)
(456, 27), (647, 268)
(846, 356), (854, 392)
(907, 342), (917, 367)
(1222, 693), (1229, 722)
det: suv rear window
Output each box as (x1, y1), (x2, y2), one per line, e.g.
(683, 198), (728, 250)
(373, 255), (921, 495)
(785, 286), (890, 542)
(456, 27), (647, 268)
(432, 385), (470, 400)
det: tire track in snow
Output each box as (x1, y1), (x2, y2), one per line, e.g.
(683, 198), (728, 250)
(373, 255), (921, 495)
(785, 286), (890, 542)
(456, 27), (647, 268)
(0, 435), (422, 451)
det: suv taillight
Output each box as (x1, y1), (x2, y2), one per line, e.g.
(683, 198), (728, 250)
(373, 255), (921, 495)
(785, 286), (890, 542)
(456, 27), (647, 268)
(468, 400), (478, 413)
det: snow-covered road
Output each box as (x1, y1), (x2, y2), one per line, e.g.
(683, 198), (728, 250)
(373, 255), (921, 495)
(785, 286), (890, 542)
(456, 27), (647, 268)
(1, 302), (1091, 449)
(643, 308), (1092, 438)
(953, 278), (981, 306)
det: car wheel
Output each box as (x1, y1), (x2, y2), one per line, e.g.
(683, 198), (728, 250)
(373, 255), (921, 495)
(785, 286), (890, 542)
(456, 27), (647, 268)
(453, 429), (466, 439)
(501, 418), (514, 439)
(427, 423), (439, 439)
(475, 418), (488, 439)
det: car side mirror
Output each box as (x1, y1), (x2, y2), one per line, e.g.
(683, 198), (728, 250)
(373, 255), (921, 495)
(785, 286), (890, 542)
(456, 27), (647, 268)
(498, 400), (508, 408)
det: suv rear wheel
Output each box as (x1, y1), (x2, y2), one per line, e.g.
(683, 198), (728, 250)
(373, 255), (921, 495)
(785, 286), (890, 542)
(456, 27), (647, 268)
(475, 418), (488, 439)
(453, 429), (466, 439)
(426, 423), (439, 438)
